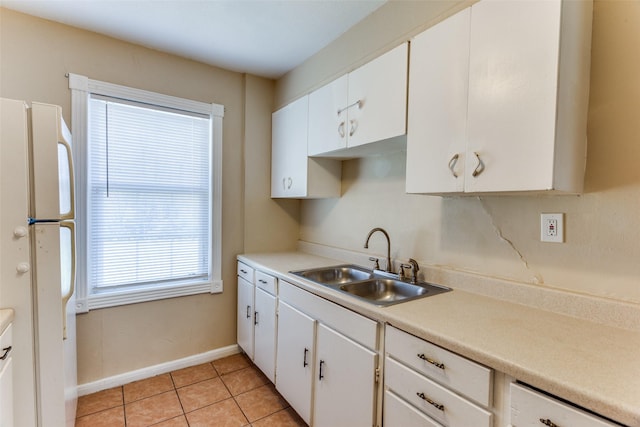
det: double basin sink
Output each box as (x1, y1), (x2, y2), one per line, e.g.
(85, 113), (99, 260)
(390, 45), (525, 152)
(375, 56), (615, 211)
(290, 264), (450, 307)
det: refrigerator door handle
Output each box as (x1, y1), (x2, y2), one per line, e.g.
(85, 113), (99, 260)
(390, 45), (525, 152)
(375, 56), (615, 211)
(58, 136), (75, 221)
(60, 221), (76, 340)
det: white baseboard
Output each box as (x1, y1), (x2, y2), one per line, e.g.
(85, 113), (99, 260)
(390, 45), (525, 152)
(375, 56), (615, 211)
(77, 344), (241, 397)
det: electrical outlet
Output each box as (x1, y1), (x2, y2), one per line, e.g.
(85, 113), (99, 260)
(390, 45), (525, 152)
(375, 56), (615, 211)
(541, 213), (564, 243)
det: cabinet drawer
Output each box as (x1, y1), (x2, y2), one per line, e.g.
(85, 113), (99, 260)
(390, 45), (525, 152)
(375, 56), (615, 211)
(0, 324), (12, 372)
(385, 390), (443, 427)
(510, 383), (618, 427)
(237, 262), (254, 283)
(385, 357), (492, 427)
(386, 325), (492, 406)
(255, 270), (277, 295)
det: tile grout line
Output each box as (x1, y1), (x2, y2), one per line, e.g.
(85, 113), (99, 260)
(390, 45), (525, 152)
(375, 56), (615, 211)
(121, 386), (127, 427)
(77, 355), (297, 426)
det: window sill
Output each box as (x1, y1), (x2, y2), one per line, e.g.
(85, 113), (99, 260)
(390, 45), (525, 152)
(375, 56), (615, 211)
(76, 280), (223, 312)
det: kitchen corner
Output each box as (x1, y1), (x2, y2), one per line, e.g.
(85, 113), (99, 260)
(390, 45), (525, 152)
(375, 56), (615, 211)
(238, 247), (640, 427)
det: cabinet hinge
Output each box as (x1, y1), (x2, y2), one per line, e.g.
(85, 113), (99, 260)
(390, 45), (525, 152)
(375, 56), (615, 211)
(375, 367), (380, 383)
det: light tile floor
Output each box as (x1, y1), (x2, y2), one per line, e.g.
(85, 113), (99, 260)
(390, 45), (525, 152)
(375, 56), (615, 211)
(75, 353), (307, 426)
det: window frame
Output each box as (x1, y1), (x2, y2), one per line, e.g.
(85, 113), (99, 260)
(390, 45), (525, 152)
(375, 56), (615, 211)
(69, 74), (224, 312)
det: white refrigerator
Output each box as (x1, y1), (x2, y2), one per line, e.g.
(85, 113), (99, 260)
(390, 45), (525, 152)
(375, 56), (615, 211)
(0, 98), (77, 426)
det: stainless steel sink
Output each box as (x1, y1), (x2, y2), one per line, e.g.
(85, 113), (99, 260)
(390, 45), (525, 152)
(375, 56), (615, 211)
(290, 264), (450, 306)
(291, 264), (373, 286)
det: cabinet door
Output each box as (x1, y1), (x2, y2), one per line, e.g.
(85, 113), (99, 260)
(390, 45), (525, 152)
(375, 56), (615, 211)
(406, 8), (470, 194)
(308, 75), (348, 156)
(236, 277), (254, 359)
(275, 301), (315, 425)
(253, 288), (276, 382)
(271, 96), (309, 198)
(347, 43), (408, 148)
(466, 0), (561, 192)
(313, 323), (377, 427)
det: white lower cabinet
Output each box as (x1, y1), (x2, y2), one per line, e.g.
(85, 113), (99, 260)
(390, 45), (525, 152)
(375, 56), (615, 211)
(384, 326), (493, 427)
(236, 262), (278, 381)
(275, 301), (315, 424)
(254, 288), (277, 382)
(385, 358), (492, 427)
(276, 280), (379, 427)
(510, 382), (619, 427)
(314, 323), (377, 427)
(236, 275), (255, 359)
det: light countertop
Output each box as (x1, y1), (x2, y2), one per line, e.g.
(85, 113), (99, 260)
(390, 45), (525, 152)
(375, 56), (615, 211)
(238, 251), (640, 427)
(0, 308), (14, 335)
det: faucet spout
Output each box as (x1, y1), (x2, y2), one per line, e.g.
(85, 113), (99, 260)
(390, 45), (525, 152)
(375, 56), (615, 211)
(364, 227), (393, 273)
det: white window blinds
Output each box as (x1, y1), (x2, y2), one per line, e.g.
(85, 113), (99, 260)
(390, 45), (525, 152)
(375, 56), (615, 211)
(88, 96), (211, 293)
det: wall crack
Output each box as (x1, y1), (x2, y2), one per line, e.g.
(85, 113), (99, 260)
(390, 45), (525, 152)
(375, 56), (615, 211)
(478, 197), (544, 285)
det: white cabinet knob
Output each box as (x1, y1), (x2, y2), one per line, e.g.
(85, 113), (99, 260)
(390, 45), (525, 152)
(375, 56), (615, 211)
(13, 226), (28, 238)
(16, 262), (30, 274)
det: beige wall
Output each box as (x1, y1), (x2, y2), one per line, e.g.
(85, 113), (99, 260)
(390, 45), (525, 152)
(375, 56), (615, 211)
(243, 75), (300, 253)
(0, 8), (287, 383)
(278, 0), (640, 305)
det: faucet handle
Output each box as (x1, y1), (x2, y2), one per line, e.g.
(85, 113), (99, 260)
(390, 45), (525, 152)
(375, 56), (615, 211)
(399, 264), (411, 280)
(368, 257), (380, 270)
(407, 259), (420, 283)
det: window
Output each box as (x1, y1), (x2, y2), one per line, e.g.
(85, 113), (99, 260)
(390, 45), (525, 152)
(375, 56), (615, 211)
(69, 74), (223, 311)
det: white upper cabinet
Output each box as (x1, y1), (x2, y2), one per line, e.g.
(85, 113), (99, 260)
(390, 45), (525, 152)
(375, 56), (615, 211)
(308, 75), (348, 156)
(407, 0), (592, 194)
(308, 43), (409, 158)
(271, 95), (341, 199)
(406, 8), (470, 194)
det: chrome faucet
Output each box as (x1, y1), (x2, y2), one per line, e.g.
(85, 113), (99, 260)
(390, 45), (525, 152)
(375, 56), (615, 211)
(364, 227), (393, 273)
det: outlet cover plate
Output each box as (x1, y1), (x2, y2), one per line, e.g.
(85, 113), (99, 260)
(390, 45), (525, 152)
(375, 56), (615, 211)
(541, 213), (564, 243)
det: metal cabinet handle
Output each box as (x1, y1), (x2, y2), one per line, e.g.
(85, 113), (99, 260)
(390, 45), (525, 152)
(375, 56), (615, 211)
(287, 177), (292, 189)
(417, 353), (445, 370)
(337, 100), (361, 116)
(246, 305), (251, 319)
(303, 348), (309, 367)
(0, 346), (12, 361)
(282, 177), (286, 190)
(319, 360), (325, 380)
(240, 269), (247, 274)
(338, 121), (346, 138)
(539, 418), (559, 427)
(254, 311), (259, 325)
(349, 119), (358, 137)
(448, 153), (460, 178)
(258, 279), (267, 284)
(472, 152), (485, 177)
(416, 392), (445, 411)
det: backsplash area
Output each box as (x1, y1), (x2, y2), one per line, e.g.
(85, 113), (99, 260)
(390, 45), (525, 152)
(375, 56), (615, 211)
(298, 241), (640, 332)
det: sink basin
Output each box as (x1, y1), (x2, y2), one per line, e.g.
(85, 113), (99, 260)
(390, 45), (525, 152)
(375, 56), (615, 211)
(291, 264), (450, 306)
(339, 279), (449, 306)
(291, 264), (373, 285)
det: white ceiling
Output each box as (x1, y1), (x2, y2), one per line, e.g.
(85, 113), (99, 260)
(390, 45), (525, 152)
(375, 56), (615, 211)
(1, 0), (386, 79)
